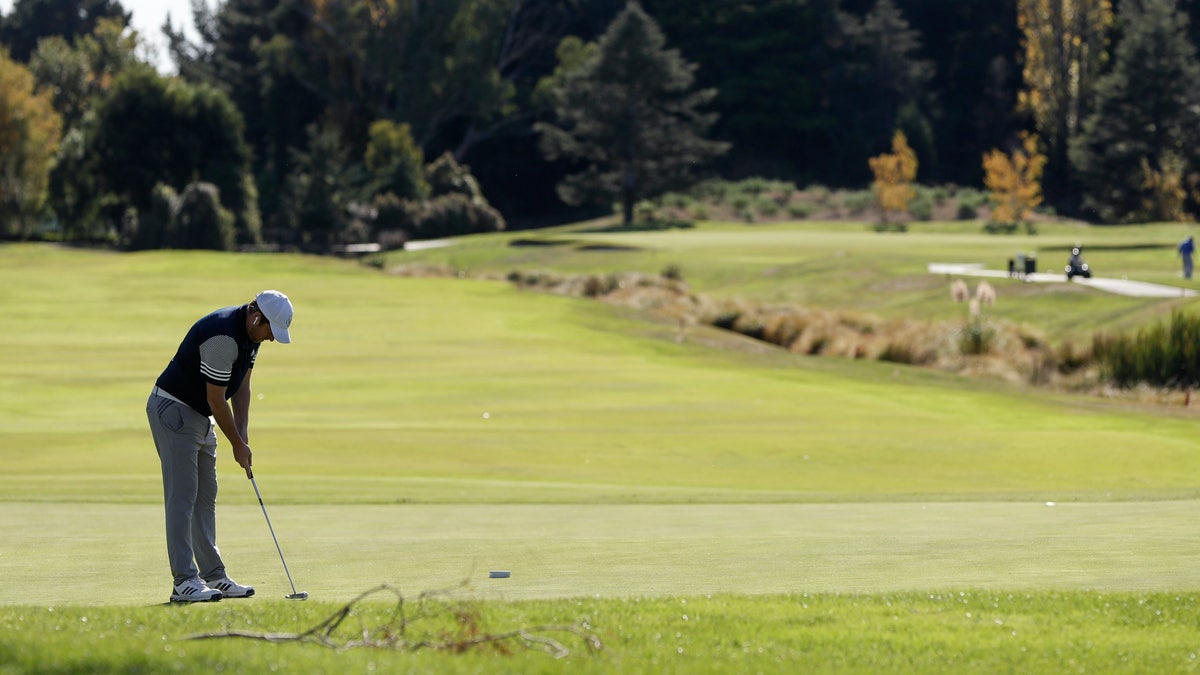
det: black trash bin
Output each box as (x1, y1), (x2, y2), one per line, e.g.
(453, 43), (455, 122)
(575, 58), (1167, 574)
(1024, 256), (1036, 276)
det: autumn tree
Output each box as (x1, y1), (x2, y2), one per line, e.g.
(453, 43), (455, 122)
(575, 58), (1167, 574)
(868, 131), (918, 230)
(1017, 0), (1113, 201)
(0, 49), (62, 238)
(983, 132), (1047, 233)
(536, 1), (728, 226)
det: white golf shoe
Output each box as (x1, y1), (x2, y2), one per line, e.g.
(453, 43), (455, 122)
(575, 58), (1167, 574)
(206, 575), (255, 598)
(170, 577), (223, 603)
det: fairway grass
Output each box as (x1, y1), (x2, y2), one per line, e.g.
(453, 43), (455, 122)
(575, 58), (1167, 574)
(4, 241), (1200, 672)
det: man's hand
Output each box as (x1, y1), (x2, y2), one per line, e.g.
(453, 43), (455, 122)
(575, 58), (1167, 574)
(233, 442), (253, 479)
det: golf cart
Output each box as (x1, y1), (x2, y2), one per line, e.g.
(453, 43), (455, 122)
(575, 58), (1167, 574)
(1065, 246), (1091, 280)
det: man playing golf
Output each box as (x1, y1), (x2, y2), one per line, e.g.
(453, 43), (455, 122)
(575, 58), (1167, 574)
(147, 290), (293, 602)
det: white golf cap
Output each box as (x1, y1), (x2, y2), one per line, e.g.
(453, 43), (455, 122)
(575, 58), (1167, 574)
(256, 290), (293, 343)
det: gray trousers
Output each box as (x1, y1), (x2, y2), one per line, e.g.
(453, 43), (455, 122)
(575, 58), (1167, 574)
(147, 391), (227, 585)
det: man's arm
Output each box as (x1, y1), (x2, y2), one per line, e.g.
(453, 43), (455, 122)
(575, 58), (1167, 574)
(231, 367), (252, 443)
(207, 382), (253, 478)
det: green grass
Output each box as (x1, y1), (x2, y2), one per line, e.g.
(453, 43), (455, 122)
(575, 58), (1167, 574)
(4, 592), (1200, 674)
(406, 218), (1200, 342)
(4, 235), (1200, 672)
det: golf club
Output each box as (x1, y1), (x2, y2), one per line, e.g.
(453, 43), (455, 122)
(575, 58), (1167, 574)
(250, 474), (308, 600)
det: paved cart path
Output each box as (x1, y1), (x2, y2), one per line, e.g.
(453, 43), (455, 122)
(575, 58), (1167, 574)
(928, 263), (1197, 298)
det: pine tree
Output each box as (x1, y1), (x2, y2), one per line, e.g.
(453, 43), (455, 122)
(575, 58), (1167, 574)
(1017, 0), (1113, 201)
(1068, 0), (1200, 223)
(535, 2), (729, 225)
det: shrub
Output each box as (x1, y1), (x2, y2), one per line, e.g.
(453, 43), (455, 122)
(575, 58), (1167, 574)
(372, 192), (412, 232)
(426, 152), (483, 201)
(879, 341), (917, 364)
(953, 280), (997, 355)
(982, 221), (1019, 234)
(665, 193), (691, 209)
(955, 188), (988, 219)
(1056, 340), (1092, 374)
(409, 193), (506, 239)
(634, 200), (659, 223)
(692, 179), (731, 204)
(842, 190), (875, 214)
(958, 319), (995, 355)
(128, 183), (180, 250)
(755, 199), (780, 218)
(712, 311), (741, 331)
(1093, 311), (1200, 388)
(908, 192), (934, 221)
(787, 202), (816, 219)
(583, 275), (618, 297)
(175, 182), (235, 251)
(741, 176), (771, 195)
(806, 184), (831, 203)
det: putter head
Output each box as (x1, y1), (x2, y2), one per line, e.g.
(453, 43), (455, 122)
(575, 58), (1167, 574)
(286, 591), (308, 600)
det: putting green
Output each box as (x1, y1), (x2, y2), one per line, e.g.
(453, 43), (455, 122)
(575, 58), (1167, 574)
(3, 500), (1199, 607)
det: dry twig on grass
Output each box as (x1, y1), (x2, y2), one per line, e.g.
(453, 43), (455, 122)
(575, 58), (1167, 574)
(184, 583), (602, 658)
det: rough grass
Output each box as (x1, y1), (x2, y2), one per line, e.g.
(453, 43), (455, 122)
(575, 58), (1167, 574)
(4, 592), (1200, 674)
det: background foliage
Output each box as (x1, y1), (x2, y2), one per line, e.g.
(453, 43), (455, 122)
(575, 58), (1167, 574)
(3, 0), (1200, 245)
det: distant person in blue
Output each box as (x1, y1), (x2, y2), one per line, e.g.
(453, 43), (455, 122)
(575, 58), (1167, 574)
(1180, 236), (1195, 280)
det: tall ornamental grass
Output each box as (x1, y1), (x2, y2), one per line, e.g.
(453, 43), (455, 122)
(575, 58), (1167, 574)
(1094, 311), (1200, 388)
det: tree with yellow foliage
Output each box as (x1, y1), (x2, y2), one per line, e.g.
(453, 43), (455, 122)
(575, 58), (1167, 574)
(0, 50), (63, 239)
(983, 132), (1047, 233)
(868, 131), (918, 231)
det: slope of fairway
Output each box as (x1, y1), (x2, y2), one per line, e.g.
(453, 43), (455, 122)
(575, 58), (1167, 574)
(3, 243), (1200, 506)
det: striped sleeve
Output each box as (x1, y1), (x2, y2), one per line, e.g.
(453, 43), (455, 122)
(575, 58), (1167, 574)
(198, 335), (238, 385)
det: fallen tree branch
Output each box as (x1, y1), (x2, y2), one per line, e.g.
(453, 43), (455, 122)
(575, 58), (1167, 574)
(185, 583), (602, 658)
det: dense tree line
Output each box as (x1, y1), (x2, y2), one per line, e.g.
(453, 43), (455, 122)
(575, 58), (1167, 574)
(2, 0), (1200, 249)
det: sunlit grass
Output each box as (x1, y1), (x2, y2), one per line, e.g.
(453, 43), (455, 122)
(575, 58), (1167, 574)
(4, 237), (1200, 673)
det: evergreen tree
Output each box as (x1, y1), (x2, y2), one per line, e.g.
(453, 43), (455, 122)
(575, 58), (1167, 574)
(1017, 0), (1113, 206)
(82, 68), (261, 244)
(831, 0), (935, 183)
(1069, 0), (1200, 223)
(280, 123), (356, 249)
(0, 0), (129, 62)
(536, 1), (728, 225)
